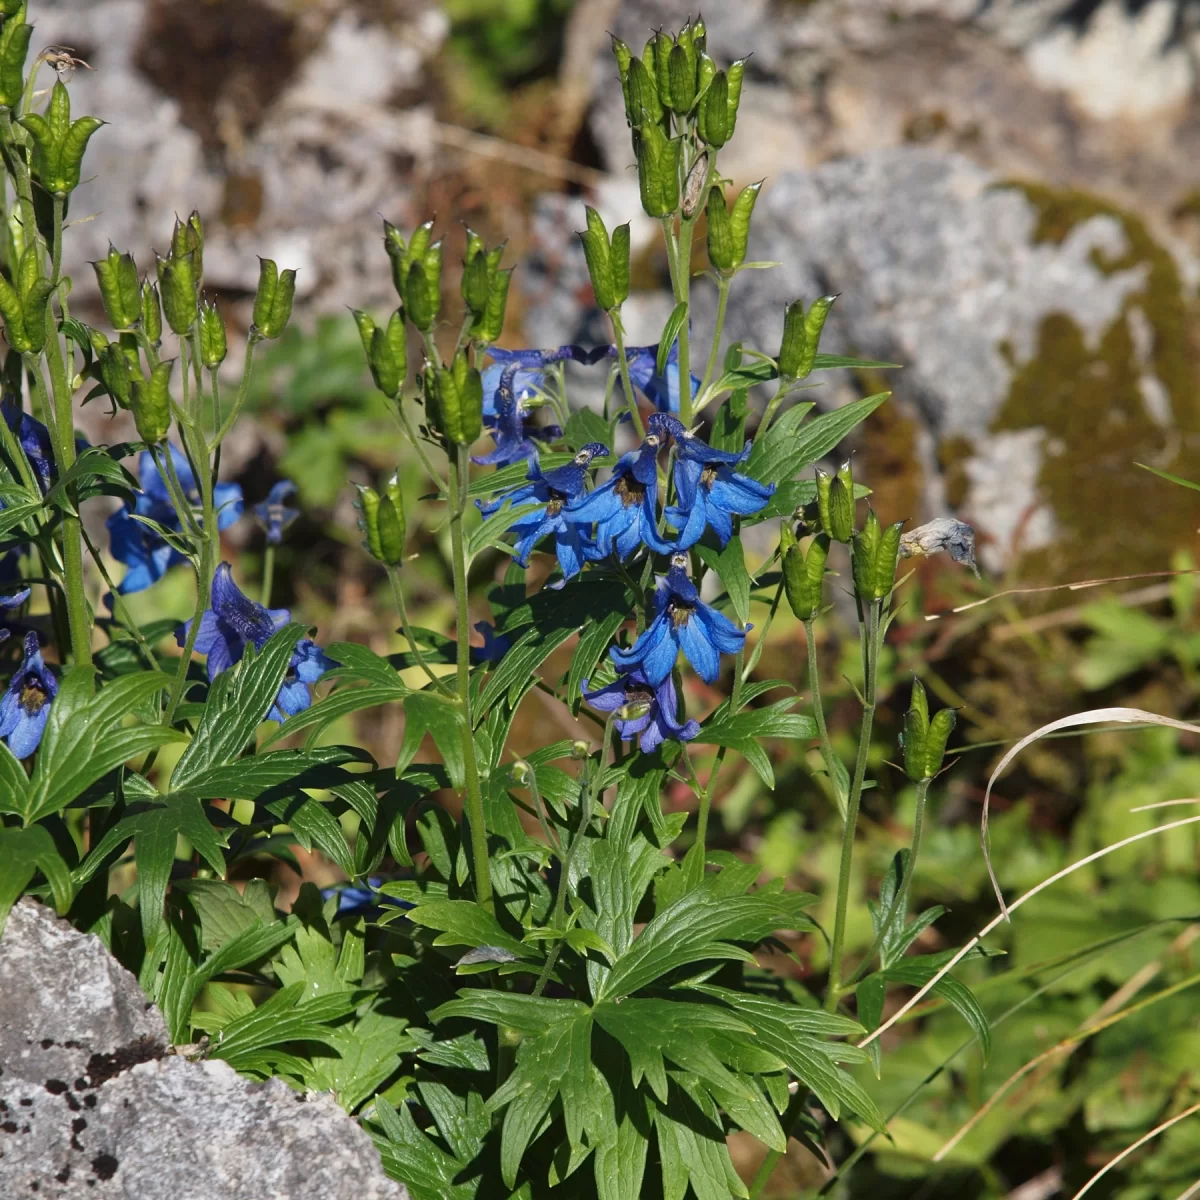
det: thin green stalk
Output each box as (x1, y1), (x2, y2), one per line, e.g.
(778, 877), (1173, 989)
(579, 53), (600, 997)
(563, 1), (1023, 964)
(448, 444), (492, 911)
(520, 762), (559, 855)
(50, 193), (64, 284)
(260, 544), (275, 608)
(692, 745), (727, 868)
(697, 272), (731, 400)
(749, 1088), (809, 1199)
(395, 398), (448, 497)
(824, 597), (883, 1011)
(608, 311), (646, 439)
(660, 214), (694, 425)
(756, 381), (789, 439)
(386, 562), (449, 694)
(209, 335), (259, 452)
(741, 576), (784, 681)
(804, 617), (844, 817)
(78, 522), (159, 675)
(845, 777), (932, 989)
(0, 109), (37, 247)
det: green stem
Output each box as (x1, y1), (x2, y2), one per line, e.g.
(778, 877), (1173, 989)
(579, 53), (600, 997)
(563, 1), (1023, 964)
(692, 745), (727, 867)
(608, 310), (646, 439)
(824, 597), (883, 1012)
(748, 1089), (809, 1200)
(78, 522), (159, 675)
(846, 777), (932, 989)
(804, 617), (844, 817)
(386, 562), (449, 694)
(660, 215), (694, 426)
(209, 335), (259, 452)
(50, 193), (64, 284)
(697, 272), (730, 400)
(396, 398), (448, 497)
(0, 109), (36, 249)
(448, 443), (492, 911)
(756, 381), (789, 439)
(741, 575), (784, 682)
(260, 544), (275, 608)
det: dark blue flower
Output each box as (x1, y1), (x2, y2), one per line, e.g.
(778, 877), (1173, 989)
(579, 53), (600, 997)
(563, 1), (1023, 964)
(0, 549), (30, 611)
(0, 631), (57, 758)
(107, 446), (244, 597)
(582, 666), (699, 754)
(177, 562), (334, 722)
(478, 442), (610, 580)
(320, 876), (412, 921)
(253, 481), (299, 546)
(610, 552), (747, 686)
(665, 432), (775, 549)
(3, 399), (58, 492)
(605, 338), (700, 416)
(473, 362), (561, 468)
(473, 621), (511, 665)
(565, 412), (676, 559)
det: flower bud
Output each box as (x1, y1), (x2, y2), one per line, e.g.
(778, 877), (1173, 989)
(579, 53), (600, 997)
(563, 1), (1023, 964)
(512, 759), (533, 786)
(19, 81), (103, 195)
(852, 509), (904, 602)
(197, 299), (226, 368)
(570, 739), (590, 760)
(93, 245), (140, 330)
(157, 252), (196, 335)
(357, 474), (406, 566)
(251, 257), (296, 340)
(782, 529), (830, 621)
(0, 12), (32, 110)
(131, 359), (173, 445)
(636, 120), (681, 219)
(141, 281), (162, 345)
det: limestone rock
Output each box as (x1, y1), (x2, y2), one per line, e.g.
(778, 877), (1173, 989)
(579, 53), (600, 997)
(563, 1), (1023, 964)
(0, 899), (408, 1200)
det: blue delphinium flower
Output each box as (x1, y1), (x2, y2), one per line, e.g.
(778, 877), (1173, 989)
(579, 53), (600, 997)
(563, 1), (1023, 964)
(473, 362), (562, 468)
(581, 666), (699, 754)
(177, 562), (335, 721)
(320, 876), (412, 921)
(253, 481), (299, 546)
(611, 552), (747, 686)
(665, 430), (775, 549)
(0, 631), (57, 758)
(107, 446), (244, 596)
(3, 398), (60, 492)
(478, 442), (610, 580)
(473, 620), (511, 665)
(565, 412), (676, 559)
(604, 338), (700, 416)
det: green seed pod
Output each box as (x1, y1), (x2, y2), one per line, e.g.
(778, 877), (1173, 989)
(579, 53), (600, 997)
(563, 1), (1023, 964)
(681, 151), (709, 220)
(651, 32), (673, 106)
(636, 120), (681, 219)
(461, 228), (491, 316)
(404, 260), (434, 331)
(726, 57), (747, 134)
(93, 245), (140, 330)
(355, 308), (405, 398)
(0, 11), (32, 109)
(903, 678), (930, 783)
(853, 509), (904, 601)
(251, 257), (296, 339)
(14, 243), (50, 353)
(186, 210), (204, 283)
(778, 299), (808, 380)
(924, 707), (957, 778)
(449, 350), (483, 445)
(19, 81), (104, 195)
(611, 37), (632, 84)
(625, 55), (662, 127)
(706, 187), (735, 271)
(579, 206), (616, 311)
(408, 219), (434, 267)
(609, 222), (630, 308)
(384, 308), (407, 389)
(691, 15), (707, 47)
(472, 266), (511, 344)
(98, 341), (133, 409)
(157, 252), (196, 336)
(827, 460), (854, 542)
(815, 467), (833, 537)
(197, 299), (226, 368)
(141, 281), (162, 345)
(667, 43), (696, 113)
(383, 220), (407, 299)
(729, 181), (761, 265)
(0, 272), (27, 353)
(357, 475), (406, 566)
(697, 51), (716, 94)
(697, 70), (730, 146)
(796, 294), (837, 378)
(782, 530), (830, 622)
(131, 359), (173, 444)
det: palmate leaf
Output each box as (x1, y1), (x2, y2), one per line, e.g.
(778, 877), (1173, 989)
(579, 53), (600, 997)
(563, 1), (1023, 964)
(654, 1080), (748, 1200)
(696, 699), (817, 789)
(0, 824), (74, 935)
(23, 667), (182, 823)
(370, 1095), (478, 1200)
(564, 407), (610, 452)
(171, 624), (308, 789)
(396, 691), (465, 785)
(181, 744), (370, 800)
(409, 900), (540, 965)
(260, 679), (410, 749)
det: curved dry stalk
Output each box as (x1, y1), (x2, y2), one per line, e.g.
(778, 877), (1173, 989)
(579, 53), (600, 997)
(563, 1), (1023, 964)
(1174, 1179), (1200, 1200)
(858, 814), (1200, 1050)
(982, 709), (1200, 918)
(1130, 797), (1200, 813)
(932, 968), (1200, 1161)
(1070, 1101), (1200, 1200)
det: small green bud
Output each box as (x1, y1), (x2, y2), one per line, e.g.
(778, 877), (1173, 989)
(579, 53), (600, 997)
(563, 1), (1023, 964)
(157, 252), (196, 336)
(636, 120), (681, 219)
(624, 55), (662, 127)
(472, 267), (511, 344)
(778, 299), (808, 380)
(570, 739), (590, 760)
(512, 759), (533, 786)
(852, 509), (904, 602)
(251, 257), (296, 340)
(357, 474), (406, 566)
(782, 530), (830, 622)
(697, 70), (731, 146)
(903, 679), (930, 783)
(98, 341), (133, 409)
(19, 80), (104, 195)
(141, 281), (162, 345)
(0, 11), (32, 110)
(93, 245), (140, 329)
(197, 299), (226, 368)
(827, 460), (854, 542)
(131, 359), (173, 444)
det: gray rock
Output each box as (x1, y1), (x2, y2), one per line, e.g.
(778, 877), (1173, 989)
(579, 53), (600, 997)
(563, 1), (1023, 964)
(0, 899), (408, 1200)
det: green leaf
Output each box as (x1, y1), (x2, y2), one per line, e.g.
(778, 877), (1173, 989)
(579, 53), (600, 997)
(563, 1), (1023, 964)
(0, 497), (44, 537)
(396, 691), (465, 786)
(810, 353), (901, 371)
(696, 700), (817, 788)
(565, 407), (610, 452)
(171, 624), (308, 789)
(566, 609), (628, 714)
(477, 623), (577, 719)
(0, 825), (73, 935)
(24, 668), (181, 823)
(466, 499), (542, 559)
(0, 739), (29, 814)
(370, 1095), (477, 1200)
(656, 302), (689, 378)
(432, 990), (587, 1034)
(408, 900), (537, 963)
(695, 538), (750, 625)
(44, 445), (137, 513)
(183, 745), (369, 800)
(880, 953), (992, 1059)
(260, 680), (409, 749)
(210, 981), (359, 1068)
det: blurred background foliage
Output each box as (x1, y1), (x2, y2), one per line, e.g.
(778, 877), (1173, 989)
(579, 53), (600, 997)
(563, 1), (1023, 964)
(53, 0), (1200, 1194)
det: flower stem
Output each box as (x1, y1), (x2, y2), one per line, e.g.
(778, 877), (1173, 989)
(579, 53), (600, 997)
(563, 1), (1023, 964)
(804, 617), (844, 819)
(386, 562), (449, 694)
(448, 443), (492, 911)
(209, 335), (259, 453)
(260, 544), (275, 608)
(697, 272), (731, 400)
(824, 597), (883, 1011)
(608, 310), (646, 439)
(756, 381), (789, 439)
